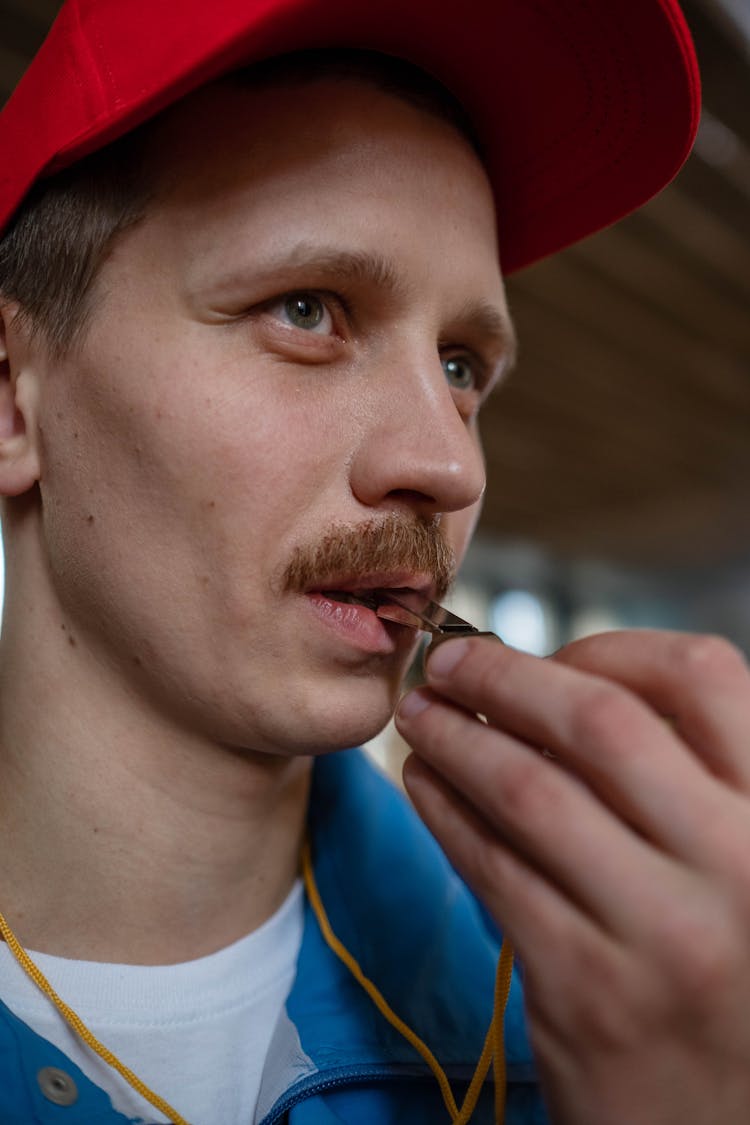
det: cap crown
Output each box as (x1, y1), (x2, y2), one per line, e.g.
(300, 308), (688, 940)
(0, 0), (701, 271)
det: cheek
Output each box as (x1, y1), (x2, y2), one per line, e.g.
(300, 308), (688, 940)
(37, 308), (357, 605)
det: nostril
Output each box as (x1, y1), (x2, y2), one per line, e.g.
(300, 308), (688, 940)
(386, 488), (438, 506)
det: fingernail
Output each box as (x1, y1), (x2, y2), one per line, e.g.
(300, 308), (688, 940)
(425, 636), (470, 680)
(396, 690), (431, 721)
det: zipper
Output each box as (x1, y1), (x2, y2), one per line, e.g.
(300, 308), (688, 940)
(257, 1062), (493, 1124)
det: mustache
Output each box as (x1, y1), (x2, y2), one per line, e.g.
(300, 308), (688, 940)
(281, 515), (457, 601)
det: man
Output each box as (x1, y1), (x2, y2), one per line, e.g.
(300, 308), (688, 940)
(1, 1), (748, 1123)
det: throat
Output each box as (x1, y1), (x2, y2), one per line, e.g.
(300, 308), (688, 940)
(0, 745), (312, 964)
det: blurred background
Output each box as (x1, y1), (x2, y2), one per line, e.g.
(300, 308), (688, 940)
(1, 0), (748, 772)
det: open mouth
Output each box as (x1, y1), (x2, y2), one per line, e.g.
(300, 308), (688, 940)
(323, 588), (396, 612)
(318, 587), (434, 634)
(304, 583), (480, 653)
(316, 587), (481, 637)
(311, 575), (432, 614)
(303, 584), (424, 655)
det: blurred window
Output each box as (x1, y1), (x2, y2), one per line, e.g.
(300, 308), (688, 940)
(490, 589), (557, 655)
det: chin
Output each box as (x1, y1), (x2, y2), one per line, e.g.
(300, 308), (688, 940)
(288, 706), (398, 759)
(244, 671), (404, 758)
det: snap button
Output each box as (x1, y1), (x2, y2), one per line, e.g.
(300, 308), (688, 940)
(37, 1066), (78, 1106)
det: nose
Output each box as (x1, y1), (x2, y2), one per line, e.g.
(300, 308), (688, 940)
(349, 352), (487, 519)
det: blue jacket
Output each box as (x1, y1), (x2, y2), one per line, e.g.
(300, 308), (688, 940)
(0, 749), (549, 1124)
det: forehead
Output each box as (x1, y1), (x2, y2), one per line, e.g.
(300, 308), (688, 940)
(150, 74), (491, 206)
(136, 75), (505, 306)
(148, 64), (485, 178)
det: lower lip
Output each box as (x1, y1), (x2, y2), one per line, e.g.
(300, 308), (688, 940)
(305, 593), (408, 655)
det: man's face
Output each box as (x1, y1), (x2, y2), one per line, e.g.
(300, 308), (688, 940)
(32, 75), (512, 756)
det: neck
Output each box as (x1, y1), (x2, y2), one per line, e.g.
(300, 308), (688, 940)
(0, 592), (312, 966)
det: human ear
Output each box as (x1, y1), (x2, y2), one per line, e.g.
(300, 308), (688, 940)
(0, 304), (42, 496)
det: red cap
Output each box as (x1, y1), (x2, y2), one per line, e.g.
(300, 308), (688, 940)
(0, 0), (700, 273)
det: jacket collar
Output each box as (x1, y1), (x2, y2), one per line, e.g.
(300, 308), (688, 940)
(257, 749), (536, 1120)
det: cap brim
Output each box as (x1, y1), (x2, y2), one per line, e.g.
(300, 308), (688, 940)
(0, 0), (700, 272)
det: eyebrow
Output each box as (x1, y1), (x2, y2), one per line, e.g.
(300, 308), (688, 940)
(256, 243), (410, 298)
(452, 296), (518, 374)
(312, 248), (519, 371)
(210, 241), (517, 365)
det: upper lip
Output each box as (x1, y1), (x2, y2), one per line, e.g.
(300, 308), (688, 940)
(310, 571), (435, 599)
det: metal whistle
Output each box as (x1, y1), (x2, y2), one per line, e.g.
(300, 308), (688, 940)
(328, 587), (499, 661)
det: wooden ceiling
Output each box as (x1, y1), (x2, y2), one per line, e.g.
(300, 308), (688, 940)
(2, 0), (748, 571)
(484, 0), (750, 571)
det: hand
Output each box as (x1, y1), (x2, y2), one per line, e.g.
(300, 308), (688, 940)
(395, 629), (750, 1125)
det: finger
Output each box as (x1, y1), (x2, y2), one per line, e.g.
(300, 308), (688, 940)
(420, 637), (730, 865)
(401, 751), (623, 999)
(396, 688), (685, 938)
(552, 630), (750, 788)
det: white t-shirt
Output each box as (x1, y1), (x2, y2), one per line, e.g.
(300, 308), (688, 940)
(0, 879), (305, 1124)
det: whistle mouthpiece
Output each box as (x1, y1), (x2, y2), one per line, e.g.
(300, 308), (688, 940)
(327, 588), (481, 637)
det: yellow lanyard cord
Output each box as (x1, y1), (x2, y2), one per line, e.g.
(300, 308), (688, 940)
(493, 936), (515, 1123)
(0, 850), (514, 1125)
(300, 839), (514, 1125)
(0, 910), (190, 1125)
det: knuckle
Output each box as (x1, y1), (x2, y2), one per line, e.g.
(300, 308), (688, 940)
(672, 633), (747, 688)
(651, 896), (741, 1008)
(469, 832), (510, 896)
(494, 755), (559, 824)
(540, 942), (645, 1050)
(570, 684), (636, 750)
(678, 925), (739, 997)
(552, 632), (610, 666)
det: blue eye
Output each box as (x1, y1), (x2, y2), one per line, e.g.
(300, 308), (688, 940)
(442, 355), (475, 390)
